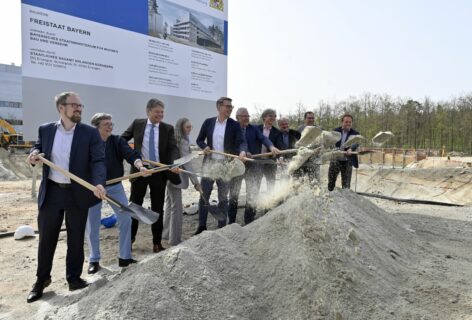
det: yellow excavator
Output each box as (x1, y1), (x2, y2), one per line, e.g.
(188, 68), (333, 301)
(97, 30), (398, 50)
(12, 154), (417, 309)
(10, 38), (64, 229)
(0, 118), (33, 152)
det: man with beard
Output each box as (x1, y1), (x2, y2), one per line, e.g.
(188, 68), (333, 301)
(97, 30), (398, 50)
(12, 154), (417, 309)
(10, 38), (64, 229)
(278, 117), (301, 149)
(122, 98), (181, 253)
(26, 92), (107, 303)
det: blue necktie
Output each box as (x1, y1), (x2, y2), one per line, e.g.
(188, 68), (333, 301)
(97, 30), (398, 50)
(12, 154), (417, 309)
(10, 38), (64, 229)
(149, 124), (156, 161)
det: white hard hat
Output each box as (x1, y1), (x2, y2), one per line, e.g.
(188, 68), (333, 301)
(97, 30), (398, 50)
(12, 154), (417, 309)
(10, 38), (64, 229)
(184, 203), (198, 215)
(14, 225), (36, 240)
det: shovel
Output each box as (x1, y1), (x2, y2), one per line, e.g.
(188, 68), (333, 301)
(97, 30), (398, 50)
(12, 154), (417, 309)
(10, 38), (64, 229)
(196, 187), (226, 221)
(37, 154), (159, 224)
(106, 163), (179, 185)
(251, 148), (298, 159)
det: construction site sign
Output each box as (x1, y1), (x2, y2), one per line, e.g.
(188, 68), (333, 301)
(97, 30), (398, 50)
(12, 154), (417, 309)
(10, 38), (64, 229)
(21, 0), (228, 139)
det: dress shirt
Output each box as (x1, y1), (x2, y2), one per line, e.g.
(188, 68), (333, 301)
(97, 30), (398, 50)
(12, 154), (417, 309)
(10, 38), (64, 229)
(212, 117), (227, 160)
(261, 126), (271, 154)
(142, 119), (160, 162)
(49, 120), (75, 183)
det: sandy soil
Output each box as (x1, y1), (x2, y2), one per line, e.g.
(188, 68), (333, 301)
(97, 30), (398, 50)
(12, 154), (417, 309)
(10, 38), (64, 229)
(1, 154), (472, 319)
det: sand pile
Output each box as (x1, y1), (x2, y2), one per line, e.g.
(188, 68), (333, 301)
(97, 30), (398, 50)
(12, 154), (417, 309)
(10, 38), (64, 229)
(0, 149), (36, 180)
(39, 187), (442, 319)
(355, 166), (472, 205)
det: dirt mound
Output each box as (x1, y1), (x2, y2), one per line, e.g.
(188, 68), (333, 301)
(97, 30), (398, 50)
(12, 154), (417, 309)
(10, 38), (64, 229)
(408, 157), (472, 169)
(0, 149), (36, 180)
(40, 189), (439, 319)
(356, 166), (472, 205)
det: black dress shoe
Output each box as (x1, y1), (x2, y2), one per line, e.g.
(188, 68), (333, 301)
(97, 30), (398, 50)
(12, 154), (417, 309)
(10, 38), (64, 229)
(194, 226), (207, 235)
(87, 262), (101, 274)
(68, 277), (89, 291)
(153, 243), (165, 253)
(27, 278), (52, 303)
(118, 258), (138, 267)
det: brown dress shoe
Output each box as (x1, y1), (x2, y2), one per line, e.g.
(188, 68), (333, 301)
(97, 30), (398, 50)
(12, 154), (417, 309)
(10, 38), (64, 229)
(153, 243), (165, 253)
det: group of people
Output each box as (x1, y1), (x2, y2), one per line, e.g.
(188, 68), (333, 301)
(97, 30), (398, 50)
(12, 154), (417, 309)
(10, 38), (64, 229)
(25, 92), (359, 303)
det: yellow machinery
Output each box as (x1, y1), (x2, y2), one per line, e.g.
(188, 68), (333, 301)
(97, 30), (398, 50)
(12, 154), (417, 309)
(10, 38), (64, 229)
(0, 118), (33, 152)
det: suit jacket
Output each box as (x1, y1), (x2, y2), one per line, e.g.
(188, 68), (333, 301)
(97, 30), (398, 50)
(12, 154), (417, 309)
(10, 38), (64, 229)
(334, 126), (360, 168)
(121, 119), (181, 184)
(281, 129), (301, 149)
(33, 122), (106, 210)
(256, 125), (286, 150)
(244, 124), (273, 155)
(196, 117), (247, 161)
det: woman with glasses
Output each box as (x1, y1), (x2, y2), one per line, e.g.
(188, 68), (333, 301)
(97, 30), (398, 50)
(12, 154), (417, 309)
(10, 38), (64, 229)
(163, 118), (200, 246)
(85, 113), (149, 273)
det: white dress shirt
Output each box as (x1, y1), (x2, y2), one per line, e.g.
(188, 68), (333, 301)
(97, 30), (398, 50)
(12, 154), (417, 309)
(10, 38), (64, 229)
(261, 126), (271, 154)
(142, 119), (160, 162)
(49, 120), (75, 183)
(212, 117), (227, 160)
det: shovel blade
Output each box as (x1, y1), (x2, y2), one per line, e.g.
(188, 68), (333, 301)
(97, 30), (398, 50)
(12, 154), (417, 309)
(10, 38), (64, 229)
(207, 205), (226, 221)
(124, 202), (160, 224)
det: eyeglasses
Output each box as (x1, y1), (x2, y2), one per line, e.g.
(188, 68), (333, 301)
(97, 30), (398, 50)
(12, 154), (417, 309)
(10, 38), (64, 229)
(101, 122), (114, 128)
(63, 103), (84, 109)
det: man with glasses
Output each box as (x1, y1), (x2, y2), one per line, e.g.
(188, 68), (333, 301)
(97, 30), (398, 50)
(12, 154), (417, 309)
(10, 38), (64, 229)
(26, 92), (107, 303)
(86, 113), (150, 274)
(122, 98), (181, 253)
(228, 108), (280, 224)
(194, 97), (247, 234)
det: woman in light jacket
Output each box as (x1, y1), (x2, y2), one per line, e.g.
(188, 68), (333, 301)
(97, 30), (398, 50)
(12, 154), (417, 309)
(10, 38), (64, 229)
(163, 118), (200, 245)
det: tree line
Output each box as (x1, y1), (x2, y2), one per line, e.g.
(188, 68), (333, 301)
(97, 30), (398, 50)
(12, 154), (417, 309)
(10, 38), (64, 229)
(250, 93), (472, 154)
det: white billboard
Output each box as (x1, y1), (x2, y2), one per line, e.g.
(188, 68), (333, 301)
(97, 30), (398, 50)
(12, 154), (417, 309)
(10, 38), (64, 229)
(21, 0), (228, 139)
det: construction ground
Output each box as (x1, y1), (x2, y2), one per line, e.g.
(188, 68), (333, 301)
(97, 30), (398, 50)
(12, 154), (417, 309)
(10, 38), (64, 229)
(1, 149), (472, 319)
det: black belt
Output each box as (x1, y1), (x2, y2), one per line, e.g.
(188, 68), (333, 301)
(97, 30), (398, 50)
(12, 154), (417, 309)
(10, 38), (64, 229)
(48, 179), (71, 189)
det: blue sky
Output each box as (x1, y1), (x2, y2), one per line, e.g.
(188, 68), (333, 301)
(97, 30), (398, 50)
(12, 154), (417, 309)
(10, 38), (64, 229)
(2, 0), (471, 114)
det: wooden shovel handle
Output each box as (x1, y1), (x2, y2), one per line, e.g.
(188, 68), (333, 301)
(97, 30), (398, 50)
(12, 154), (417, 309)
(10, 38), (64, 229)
(142, 159), (166, 167)
(206, 150), (254, 162)
(105, 166), (171, 185)
(37, 154), (123, 207)
(251, 148), (298, 158)
(37, 154), (96, 192)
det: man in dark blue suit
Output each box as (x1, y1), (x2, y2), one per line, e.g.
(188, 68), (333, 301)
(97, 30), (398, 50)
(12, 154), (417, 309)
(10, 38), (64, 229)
(26, 92), (106, 303)
(228, 108), (280, 224)
(194, 97), (247, 234)
(328, 114), (360, 191)
(257, 108), (286, 191)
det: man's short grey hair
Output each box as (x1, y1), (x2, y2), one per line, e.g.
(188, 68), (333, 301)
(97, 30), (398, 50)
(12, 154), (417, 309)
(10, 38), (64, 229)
(146, 98), (165, 113)
(278, 117), (289, 123)
(236, 107), (248, 117)
(90, 113), (112, 127)
(216, 96), (232, 107)
(261, 108), (277, 121)
(54, 92), (78, 111)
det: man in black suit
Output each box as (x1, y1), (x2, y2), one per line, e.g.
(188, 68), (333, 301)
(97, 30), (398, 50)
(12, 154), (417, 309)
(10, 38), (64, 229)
(327, 114), (360, 191)
(194, 97), (247, 234)
(26, 92), (107, 303)
(257, 108), (286, 191)
(122, 98), (180, 253)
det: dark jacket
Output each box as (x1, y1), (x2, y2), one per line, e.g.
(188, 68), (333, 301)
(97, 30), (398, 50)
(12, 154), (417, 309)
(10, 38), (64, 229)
(334, 126), (360, 168)
(256, 125), (286, 150)
(243, 124), (273, 155)
(33, 122), (106, 209)
(121, 119), (180, 184)
(105, 135), (141, 184)
(196, 117), (247, 158)
(281, 129), (301, 149)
